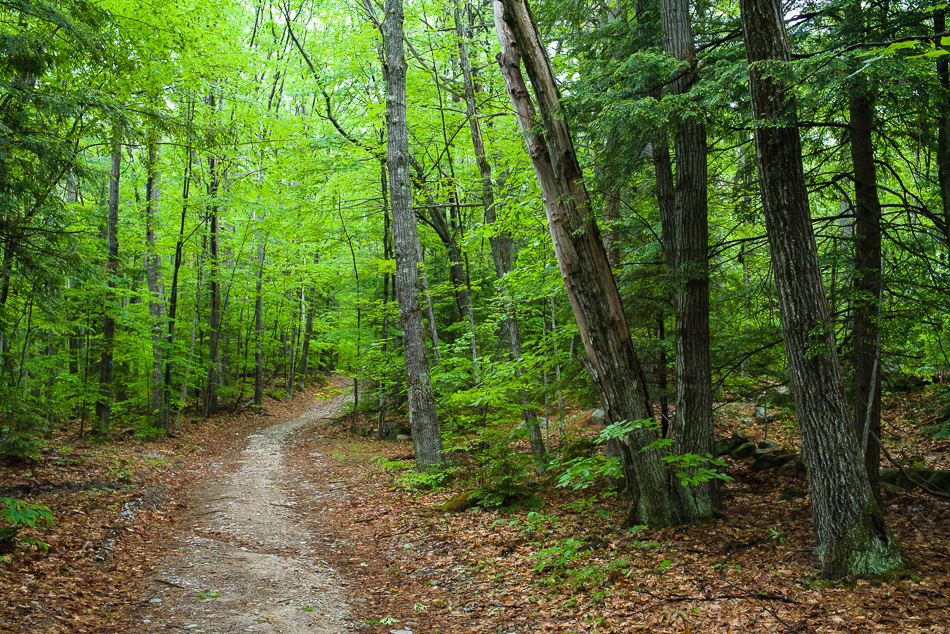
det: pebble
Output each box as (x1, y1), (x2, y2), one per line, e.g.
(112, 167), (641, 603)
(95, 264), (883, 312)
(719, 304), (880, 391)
(142, 619), (151, 624)
(149, 598), (162, 604)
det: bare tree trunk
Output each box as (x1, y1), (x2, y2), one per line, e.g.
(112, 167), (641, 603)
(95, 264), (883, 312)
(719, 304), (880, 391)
(378, 164), (393, 438)
(496, 0), (674, 526)
(740, 0), (903, 578)
(455, 0), (544, 462)
(96, 133), (121, 435)
(659, 0), (716, 522)
(936, 9), (950, 242)
(849, 78), (883, 504)
(164, 140), (193, 423)
(202, 147), (222, 418)
(143, 135), (168, 429)
(384, 0), (443, 472)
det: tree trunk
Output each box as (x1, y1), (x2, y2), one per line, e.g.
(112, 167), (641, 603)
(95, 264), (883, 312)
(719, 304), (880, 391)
(202, 149), (222, 419)
(378, 164), (393, 438)
(165, 141), (193, 423)
(496, 0), (674, 526)
(740, 0), (903, 578)
(384, 0), (444, 472)
(95, 133), (121, 435)
(659, 0), (716, 521)
(849, 80), (883, 504)
(456, 0), (544, 462)
(143, 135), (168, 429)
(936, 9), (950, 244)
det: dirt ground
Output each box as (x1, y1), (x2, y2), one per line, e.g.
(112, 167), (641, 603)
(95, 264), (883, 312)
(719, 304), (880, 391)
(1, 378), (948, 633)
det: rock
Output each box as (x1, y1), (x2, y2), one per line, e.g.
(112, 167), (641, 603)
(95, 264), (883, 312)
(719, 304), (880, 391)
(715, 432), (751, 456)
(756, 440), (779, 451)
(731, 442), (757, 460)
(881, 483), (903, 497)
(754, 406), (774, 424)
(589, 409), (606, 426)
(149, 598), (162, 604)
(765, 385), (794, 407)
(780, 485), (807, 501)
(777, 460), (801, 477)
(440, 490), (477, 513)
(751, 452), (795, 472)
(396, 434), (411, 442)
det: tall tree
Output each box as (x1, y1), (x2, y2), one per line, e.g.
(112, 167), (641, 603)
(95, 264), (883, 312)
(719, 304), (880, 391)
(740, 0), (903, 578)
(95, 132), (121, 435)
(496, 0), (675, 526)
(383, 0), (444, 472)
(658, 0), (716, 521)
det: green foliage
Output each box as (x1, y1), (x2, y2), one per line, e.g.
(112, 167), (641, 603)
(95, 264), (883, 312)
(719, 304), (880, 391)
(0, 497), (52, 554)
(0, 390), (49, 460)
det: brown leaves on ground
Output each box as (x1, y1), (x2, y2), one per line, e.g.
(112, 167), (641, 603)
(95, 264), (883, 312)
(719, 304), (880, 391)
(2, 381), (948, 633)
(0, 385), (334, 633)
(292, 397), (949, 634)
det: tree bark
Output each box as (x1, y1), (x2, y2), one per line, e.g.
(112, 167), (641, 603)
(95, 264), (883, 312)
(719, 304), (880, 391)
(95, 133), (121, 435)
(384, 0), (444, 472)
(740, 0), (903, 578)
(936, 9), (950, 244)
(848, 80), (883, 504)
(496, 0), (674, 526)
(202, 147), (222, 418)
(143, 134), (168, 429)
(456, 0), (544, 462)
(659, 0), (716, 521)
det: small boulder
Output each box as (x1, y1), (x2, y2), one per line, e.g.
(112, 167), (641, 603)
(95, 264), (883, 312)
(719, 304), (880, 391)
(732, 442), (757, 460)
(754, 406), (774, 424)
(756, 440), (779, 451)
(440, 490), (477, 513)
(751, 452), (795, 472)
(590, 409), (606, 426)
(396, 434), (411, 442)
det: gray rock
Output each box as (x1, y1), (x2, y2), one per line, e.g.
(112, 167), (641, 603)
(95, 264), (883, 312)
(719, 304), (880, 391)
(751, 452), (795, 472)
(589, 409), (606, 426)
(396, 434), (411, 442)
(754, 406), (774, 423)
(731, 442), (757, 460)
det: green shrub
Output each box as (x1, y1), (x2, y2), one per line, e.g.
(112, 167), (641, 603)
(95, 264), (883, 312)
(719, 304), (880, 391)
(0, 497), (52, 555)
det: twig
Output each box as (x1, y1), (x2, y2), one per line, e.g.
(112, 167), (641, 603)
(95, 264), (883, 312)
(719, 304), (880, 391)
(666, 592), (799, 604)
(353, 512), (389, 524)
(153, 578), (186, 589)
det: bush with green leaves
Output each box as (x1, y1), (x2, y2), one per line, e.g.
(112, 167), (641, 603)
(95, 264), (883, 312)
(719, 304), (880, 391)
(555, 419), (732, 490)
(0, 389), (49, 460)
(0, 497), (52, 555)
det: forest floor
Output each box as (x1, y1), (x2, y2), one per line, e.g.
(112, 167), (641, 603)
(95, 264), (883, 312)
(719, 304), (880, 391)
(0, 377), (948, 633)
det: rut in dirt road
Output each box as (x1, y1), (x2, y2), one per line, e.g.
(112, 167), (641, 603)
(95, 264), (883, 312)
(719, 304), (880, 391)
(140, 388), (356, 633)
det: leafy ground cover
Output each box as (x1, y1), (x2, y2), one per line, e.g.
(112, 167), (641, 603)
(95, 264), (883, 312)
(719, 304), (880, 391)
(0, 380), (947, 632)
(294, 389), (950, 633)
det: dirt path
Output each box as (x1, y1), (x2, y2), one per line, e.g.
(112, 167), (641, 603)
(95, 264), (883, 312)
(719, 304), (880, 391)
(139, 388), (357, 633)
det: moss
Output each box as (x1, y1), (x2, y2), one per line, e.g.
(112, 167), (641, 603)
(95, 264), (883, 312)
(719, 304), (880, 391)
(440, 489), (477, 513)
(820, 503), (906, 580)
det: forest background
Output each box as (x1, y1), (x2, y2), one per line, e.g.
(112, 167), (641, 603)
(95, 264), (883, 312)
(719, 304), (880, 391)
(1, 0), (950, 605)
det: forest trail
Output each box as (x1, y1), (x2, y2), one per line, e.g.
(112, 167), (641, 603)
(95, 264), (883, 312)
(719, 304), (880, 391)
(139, 385), (356, 633)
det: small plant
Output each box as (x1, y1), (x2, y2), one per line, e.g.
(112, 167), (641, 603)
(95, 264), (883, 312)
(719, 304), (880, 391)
(768, 528), (787, 545)
(0, 497), (53, 555)
(300, 606), (314, 611)
(196, 591), (221, 600)
(395, 466), (459, 492)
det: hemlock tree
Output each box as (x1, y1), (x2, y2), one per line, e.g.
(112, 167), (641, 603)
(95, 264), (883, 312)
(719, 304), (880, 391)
(739, 0), (904, 579)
